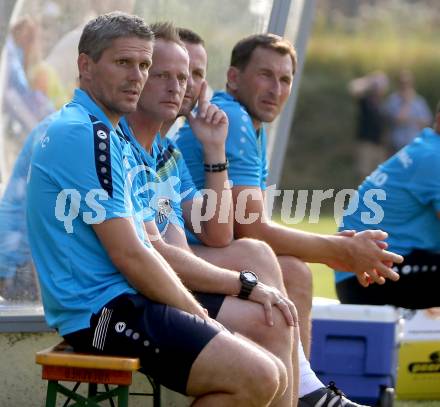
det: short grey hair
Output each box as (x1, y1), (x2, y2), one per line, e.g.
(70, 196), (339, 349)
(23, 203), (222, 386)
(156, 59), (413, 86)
(78, 12), (154, 62)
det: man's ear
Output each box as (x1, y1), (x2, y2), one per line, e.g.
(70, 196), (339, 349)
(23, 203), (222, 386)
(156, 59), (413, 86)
(227, 66), (240, 91)
(77, 53), (93, 82)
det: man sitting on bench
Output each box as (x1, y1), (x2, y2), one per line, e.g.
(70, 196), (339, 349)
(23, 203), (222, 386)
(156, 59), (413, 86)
(26, 12), (288, 406)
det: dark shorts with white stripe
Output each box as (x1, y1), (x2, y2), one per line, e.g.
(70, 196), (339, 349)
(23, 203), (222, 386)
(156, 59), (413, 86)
(336, 249), (440, 309)
(63, 292), (226, 394)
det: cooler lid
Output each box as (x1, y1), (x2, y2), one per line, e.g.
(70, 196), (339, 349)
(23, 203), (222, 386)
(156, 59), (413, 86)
(312, 297), (398, 322)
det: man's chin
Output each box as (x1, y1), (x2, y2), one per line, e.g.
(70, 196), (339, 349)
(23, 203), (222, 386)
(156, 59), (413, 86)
(259, 110), (280, 123)
(159, 111), (179, 122)
(178, 107), (192, 118)
(120, 102), (139, 115)
(180, 100), (197, 117)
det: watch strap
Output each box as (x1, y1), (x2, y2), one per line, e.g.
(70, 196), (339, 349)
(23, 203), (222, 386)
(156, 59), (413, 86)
(204, 159), (229, 173)
(238, 270), (258, 300)
(238, 285), (253, 300)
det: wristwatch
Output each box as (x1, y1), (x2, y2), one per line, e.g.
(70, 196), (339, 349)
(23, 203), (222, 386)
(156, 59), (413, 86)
(238, 270), (258, 300)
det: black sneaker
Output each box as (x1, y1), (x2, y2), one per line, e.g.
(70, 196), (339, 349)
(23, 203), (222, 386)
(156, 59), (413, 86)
(298, 382), (370, 407)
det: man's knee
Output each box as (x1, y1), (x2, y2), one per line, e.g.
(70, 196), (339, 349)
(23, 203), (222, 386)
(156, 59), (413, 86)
(243, 312), (291, 402)
(231, 238), (274, 261)
(247, 305), (294, 349)
(217, 297), (294, 353)
(270, 353), (289, 401)
(232, 238), (285, 286)
(279, 255), (312, 295)
(187, 332), (281, 405)
(249, 354), (286, 406)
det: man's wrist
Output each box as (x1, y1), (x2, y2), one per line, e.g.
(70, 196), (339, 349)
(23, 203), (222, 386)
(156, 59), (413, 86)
(204, 159), (229, 173)
(325, 234), (349, 266)
(203, 145), (226, 163)
(238, 270), (258, 300)
(204, 155), (227, 164)
(203, 146), (228, 172)
(191, 302), (208, 319)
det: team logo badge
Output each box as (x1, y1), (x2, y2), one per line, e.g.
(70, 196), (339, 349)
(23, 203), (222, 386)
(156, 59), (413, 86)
(97, 130), (108, 140)
(156, 197), (172, 224)
(115, 322), (126, 333)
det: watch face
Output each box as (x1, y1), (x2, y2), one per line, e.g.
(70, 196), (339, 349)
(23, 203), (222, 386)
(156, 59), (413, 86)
(243, 271), (258, 284)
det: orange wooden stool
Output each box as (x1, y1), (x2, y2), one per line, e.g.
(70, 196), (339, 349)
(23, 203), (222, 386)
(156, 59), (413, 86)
(36, 341), (160, 406)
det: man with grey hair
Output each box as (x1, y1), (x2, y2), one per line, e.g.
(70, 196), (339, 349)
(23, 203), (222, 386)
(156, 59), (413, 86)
(27, 13), (283, 405)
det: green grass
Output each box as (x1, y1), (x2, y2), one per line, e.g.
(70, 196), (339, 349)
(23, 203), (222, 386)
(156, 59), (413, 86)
(277, 216), (440, 406)
(288, 216), (340, 299)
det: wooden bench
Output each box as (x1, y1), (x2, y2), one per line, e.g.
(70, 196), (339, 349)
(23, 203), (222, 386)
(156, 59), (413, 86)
(36, 341), (160, 406)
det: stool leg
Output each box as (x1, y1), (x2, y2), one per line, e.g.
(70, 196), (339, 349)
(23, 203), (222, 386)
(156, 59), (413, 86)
(117, 385), (129, 407)
(104, 384), (116, 407)
(88, 383), (98, 398)
(46, 381), (58, 407)
(153, 383), (161, 407)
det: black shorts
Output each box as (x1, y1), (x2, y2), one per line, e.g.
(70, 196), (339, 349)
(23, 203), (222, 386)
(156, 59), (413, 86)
(63, 292), (225, 394)
(194, 291), (225, 319)
(336, 249), (440, 309)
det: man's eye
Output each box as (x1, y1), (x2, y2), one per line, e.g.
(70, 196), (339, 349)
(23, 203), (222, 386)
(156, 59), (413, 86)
(116, 60), (127, 65)
(193, 71), (204, 79)
(140, 63), (150, 70)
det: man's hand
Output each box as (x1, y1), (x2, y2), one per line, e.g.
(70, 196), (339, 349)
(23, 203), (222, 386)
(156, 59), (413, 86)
(205, 313), (228, 331)
(328, 230), (403, 287)
(338, 229), (388, 249)
(187, 81), (228, 150)
(248, 283), (298, 327)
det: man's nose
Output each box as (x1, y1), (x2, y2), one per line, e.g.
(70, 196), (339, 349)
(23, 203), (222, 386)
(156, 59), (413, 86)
(186, 75), (194, 93)
(167, 77), (181, 94)
(272, 79), (282, 97)
(128, 66), (145, 82)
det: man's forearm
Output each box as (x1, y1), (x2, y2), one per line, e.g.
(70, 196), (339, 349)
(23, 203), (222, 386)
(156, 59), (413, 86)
(185, 97), (233, 246)
(236, 220), (342, 265)
(236, 220), (402, 284)
(200, 145), (233, 245)
(93, 218), (206, 317)
(153, 239), (241, 295)
(118, 246), (206, 317)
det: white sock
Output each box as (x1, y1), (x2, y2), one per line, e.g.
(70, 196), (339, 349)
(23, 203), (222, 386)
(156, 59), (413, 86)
(298, 341), (324, 398)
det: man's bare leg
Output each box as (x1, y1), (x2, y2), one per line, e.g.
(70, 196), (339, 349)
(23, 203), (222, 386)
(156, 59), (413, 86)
(191, 238), (325, 398)
(187, 330), (285, 406)
(277, 255), (313, 358)
(216, 296), (299, 406)
(191, 238), (313, 356)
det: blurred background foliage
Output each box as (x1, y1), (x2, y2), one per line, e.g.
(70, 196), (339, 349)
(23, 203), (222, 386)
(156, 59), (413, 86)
(7, 0), (440, 216)
(280, 0), (440, 211)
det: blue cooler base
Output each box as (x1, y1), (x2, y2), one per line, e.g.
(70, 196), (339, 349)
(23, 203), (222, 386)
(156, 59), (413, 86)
(311, 302), (398, 405)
